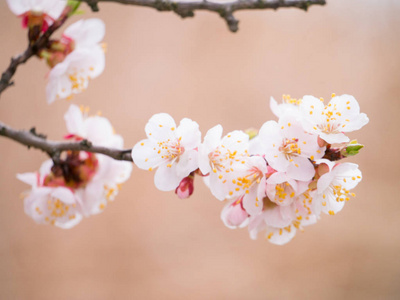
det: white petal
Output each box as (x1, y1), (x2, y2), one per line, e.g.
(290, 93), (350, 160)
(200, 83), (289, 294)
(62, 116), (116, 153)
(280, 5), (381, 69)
(40, 0), (66, 20)
(64, 104), (84, 135)
(145, 113), (176, 141)
(175, 149), (198, 178)
(287, 156), (315, 181)
(154, 163), (182, 191)
(39, 159), (53, 178)
(131, 139), (164, 170)
(343, 113), (369, 132)
(267, 224), (297, 245)
(176, 118), (201, 150)
(264, 204), (295, 228)
(64, 19), (105, 48)
(203, 124), (223, 151)
(242, 185), (262, 215)
(269, 97), (281, 118)
(333, 163), (362, 190)
(17, 172), (38, 187)
(51, 187), (76, 205)
(6, 0), (29, 15)
(319, 132), (349, 144)
(317, 172), (335, 193)
(84, 116), (115, 147)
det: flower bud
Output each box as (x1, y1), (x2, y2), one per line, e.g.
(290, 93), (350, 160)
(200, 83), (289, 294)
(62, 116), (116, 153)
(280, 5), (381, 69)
(175, 175), (194, 199)
(341, 140), (364, 157)
(244, 128), (258, 140)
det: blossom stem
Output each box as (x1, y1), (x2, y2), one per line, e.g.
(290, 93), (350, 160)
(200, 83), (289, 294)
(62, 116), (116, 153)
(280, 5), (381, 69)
(0, 121), (133, 162)
(79, 0), (326, 32)
(0, 6), (72, 97)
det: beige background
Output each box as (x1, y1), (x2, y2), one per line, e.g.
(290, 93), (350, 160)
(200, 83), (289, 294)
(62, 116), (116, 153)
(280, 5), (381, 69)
(1, 0), (400, 299)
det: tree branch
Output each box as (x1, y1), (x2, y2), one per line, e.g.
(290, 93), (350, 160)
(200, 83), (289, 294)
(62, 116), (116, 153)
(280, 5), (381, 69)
(0, 121), (133, 162)
(0, 7), (72, 97)
(80, 0), (326, 32)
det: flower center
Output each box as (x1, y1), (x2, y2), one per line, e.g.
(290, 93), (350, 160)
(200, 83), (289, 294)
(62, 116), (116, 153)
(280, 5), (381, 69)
(273, 182), (296, 203)
(44, 151), (98, 189)
(157, 138), (185, 166)
(280, 138), (301, 158)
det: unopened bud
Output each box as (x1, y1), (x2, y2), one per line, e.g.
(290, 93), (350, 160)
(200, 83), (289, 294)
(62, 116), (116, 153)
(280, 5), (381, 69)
(245, 128), (258, 140)
(67, 1), (82, 16)
(175, 175), (194, 199)
(341, 140), (364, 157)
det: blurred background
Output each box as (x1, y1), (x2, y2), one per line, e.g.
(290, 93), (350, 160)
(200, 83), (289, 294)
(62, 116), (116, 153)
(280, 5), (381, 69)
(1, 0), (400, 299)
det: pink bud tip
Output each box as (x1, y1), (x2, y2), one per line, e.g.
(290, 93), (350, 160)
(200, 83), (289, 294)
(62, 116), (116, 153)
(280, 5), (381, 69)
(175, 176), (194, 199)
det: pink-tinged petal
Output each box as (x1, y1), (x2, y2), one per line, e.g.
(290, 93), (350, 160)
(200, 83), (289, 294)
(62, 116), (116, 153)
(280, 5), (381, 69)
(64, 19), (105, 47)
(265, 152), (289, 173)
(51, 187), (76, 205)
(319, 132), (349, 144)
(287, 156), (315, 181)
(296, 180), (310, 195)
(78, 181), (101, 216)
(264, 204), (295, 228)
(248, 214), (267, 240)
(301, 214), (318, 227)
(267, 172), (289, 185)
(221, 199), (249, 229)
(64, 104), (84, 135)
(176, 118), (201, 150)
(131, 139), (164, 170)
(145, 113), (176, 141)
(315, 158), (336, 171)
(317, 171), (335, 193)
(154, 164), (182, 191)
(242, 186), (262, 215)
(279, 114), (304, 139)
(266, 173), (297, 206)
(266, 224), (297, 245)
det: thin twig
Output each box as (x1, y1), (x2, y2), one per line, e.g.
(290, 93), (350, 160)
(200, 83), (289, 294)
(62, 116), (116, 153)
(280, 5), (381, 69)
(0, 121), (133, 162)
(80, 0), (326, 32)
(0, 7), (72, 97)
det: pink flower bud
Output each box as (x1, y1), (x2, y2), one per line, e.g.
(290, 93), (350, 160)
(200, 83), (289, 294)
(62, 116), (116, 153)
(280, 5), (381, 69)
(175, 175), (194, 199)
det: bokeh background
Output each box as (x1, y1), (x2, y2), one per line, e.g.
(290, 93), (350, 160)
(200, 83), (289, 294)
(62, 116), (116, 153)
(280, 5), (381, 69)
(1, 0), (400, 299)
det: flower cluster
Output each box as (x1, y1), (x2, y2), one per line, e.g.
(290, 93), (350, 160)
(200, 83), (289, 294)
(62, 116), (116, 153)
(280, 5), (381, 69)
(132, 94), (368, 244)
(18, 105), (132, 228)
(7, 0), (106, 104)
